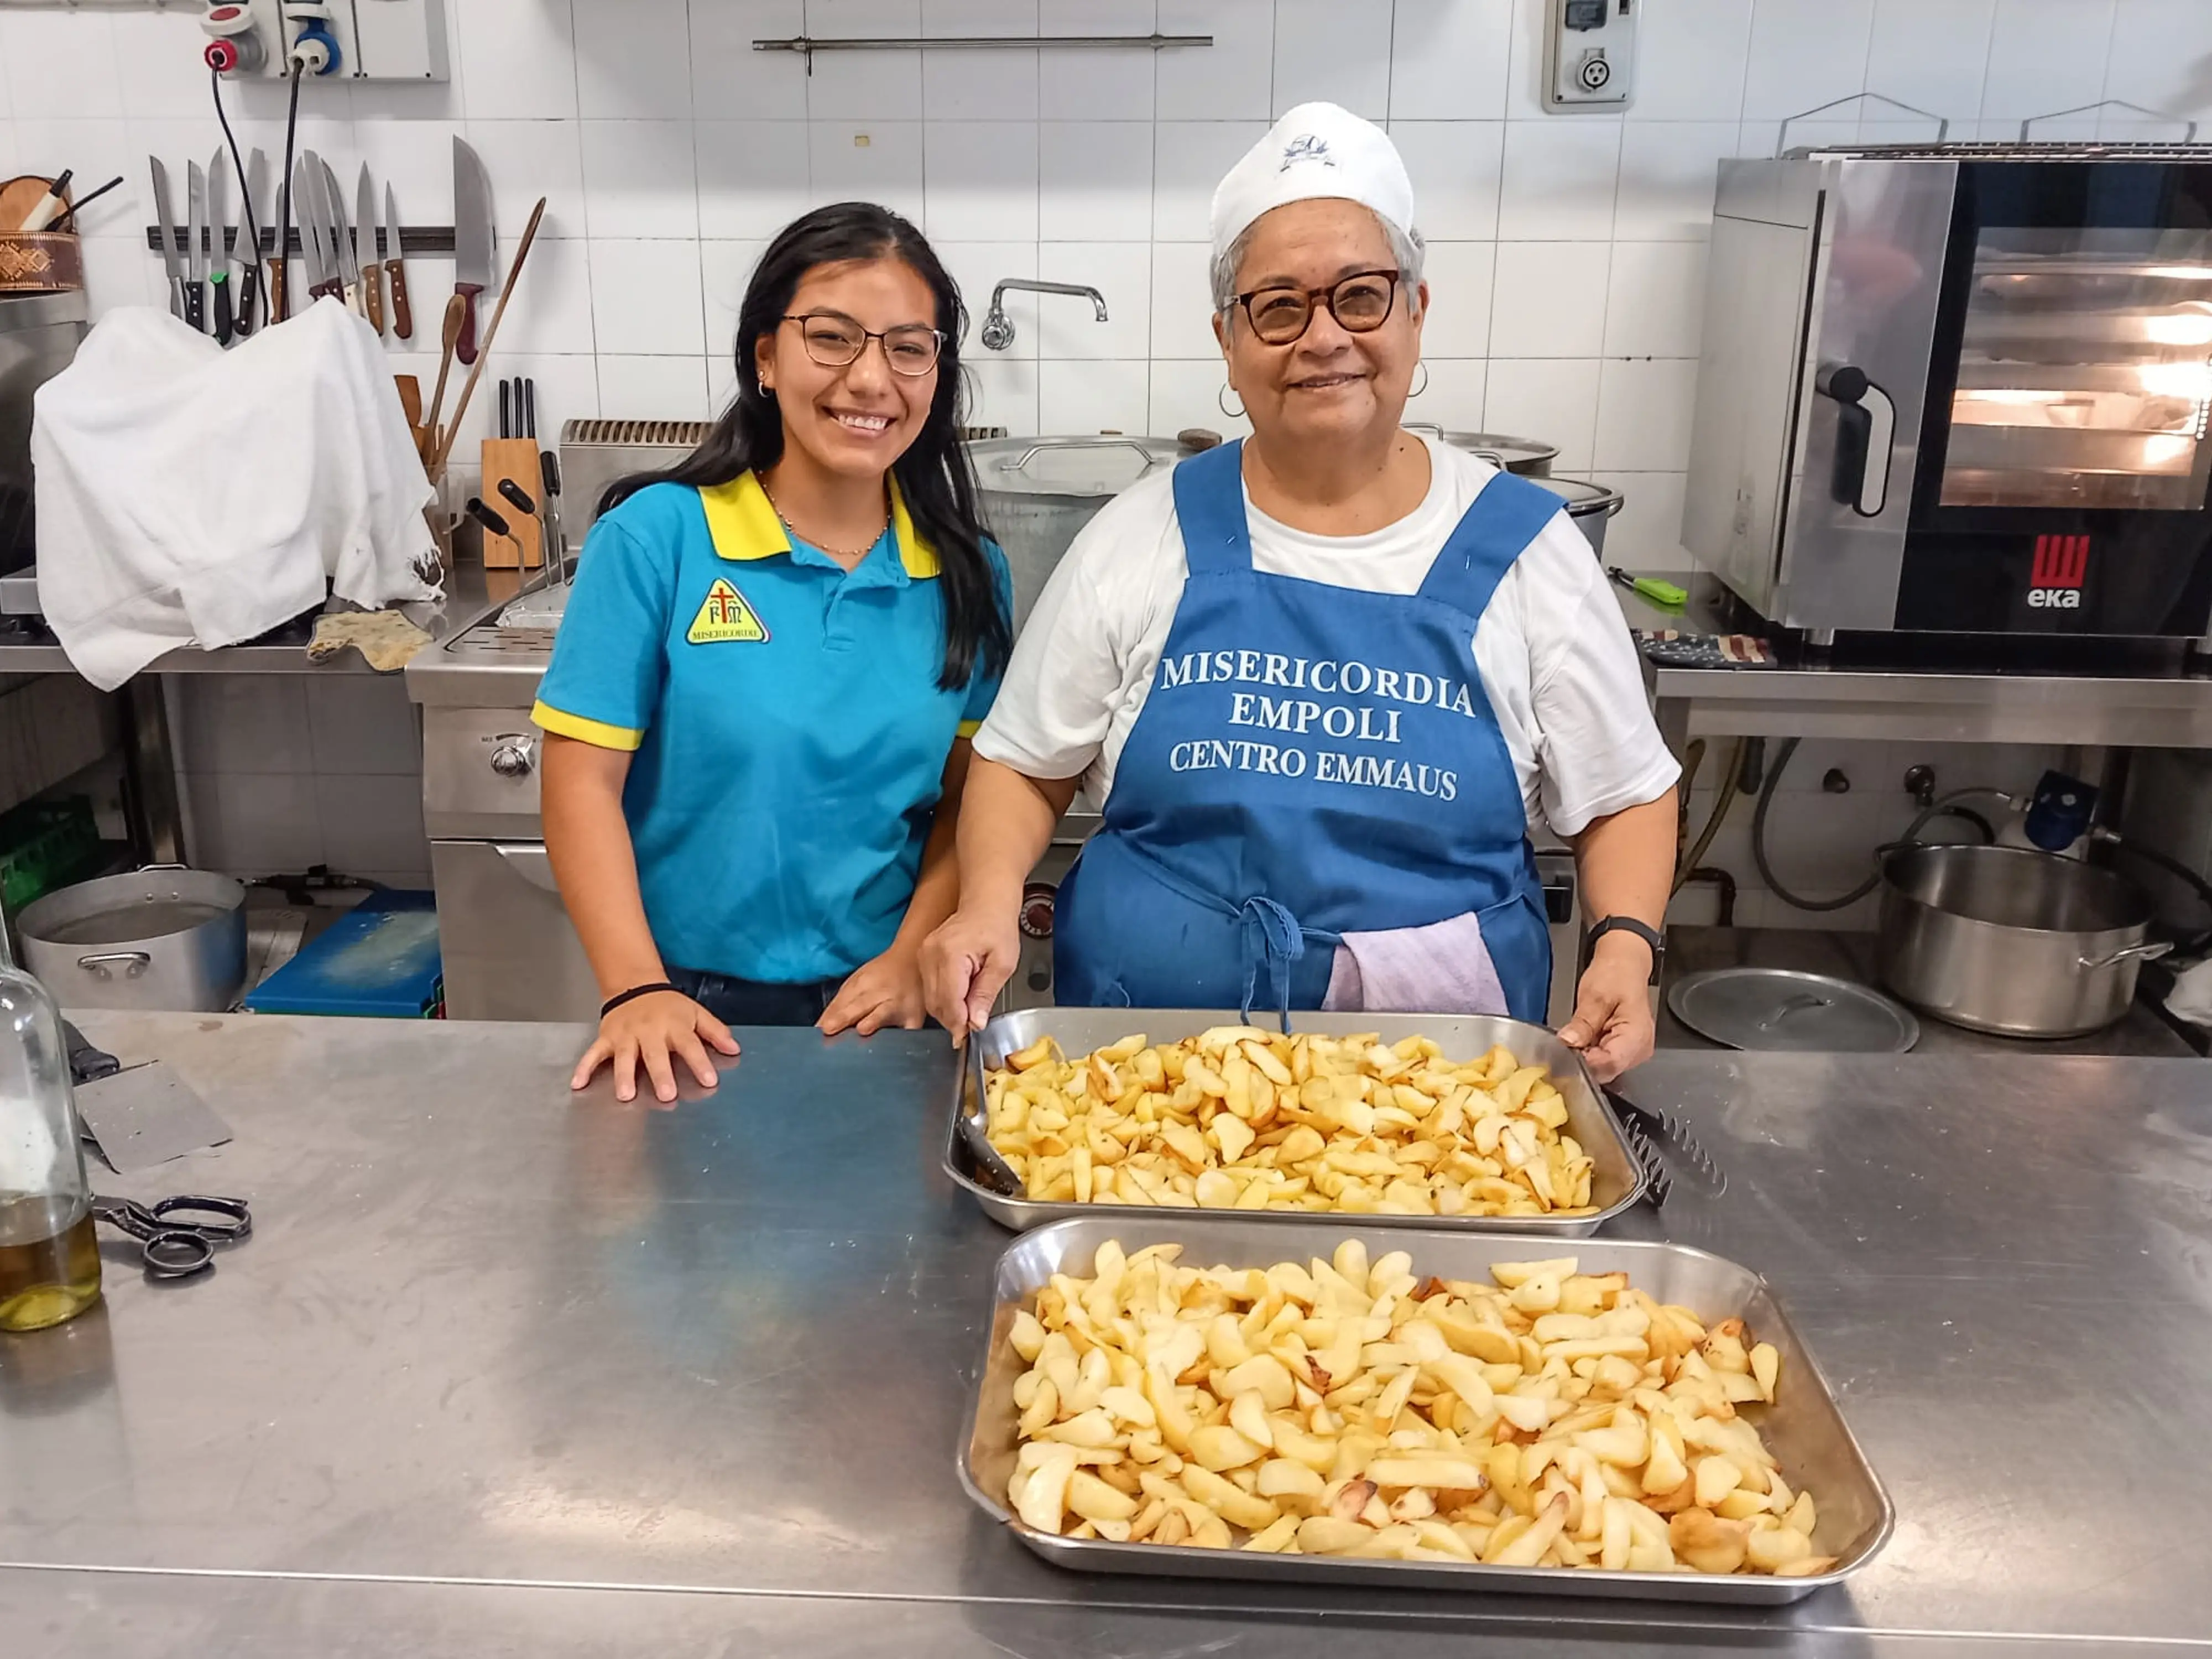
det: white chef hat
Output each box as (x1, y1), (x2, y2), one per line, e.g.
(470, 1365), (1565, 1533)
(1208, 101), (1417, 268)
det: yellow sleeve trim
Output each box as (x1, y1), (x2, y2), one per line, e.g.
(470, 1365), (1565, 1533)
(956, 719), (983, 738)
(532, 700), (645, 752)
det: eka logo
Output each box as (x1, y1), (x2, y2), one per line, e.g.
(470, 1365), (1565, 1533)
(1279, 133), (1335, 171)
(2028, 534), (2088, 609)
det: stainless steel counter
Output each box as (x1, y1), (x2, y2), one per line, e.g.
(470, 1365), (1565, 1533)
(0, 562), (518, 677)
(1659, 925), (2197, 1057)
(1615, 569), (2212, 750)
(4, 1013), (2210, 1655)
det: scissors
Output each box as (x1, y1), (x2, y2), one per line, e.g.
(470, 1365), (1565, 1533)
(90, 1194), (252, 1280)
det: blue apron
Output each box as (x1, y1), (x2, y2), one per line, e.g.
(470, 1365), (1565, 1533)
(1054, 440), (1562, 1023)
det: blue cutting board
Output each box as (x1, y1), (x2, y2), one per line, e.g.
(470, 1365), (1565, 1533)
(244, 890), (444, 1018)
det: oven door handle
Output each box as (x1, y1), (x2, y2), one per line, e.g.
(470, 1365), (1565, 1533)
(1815, 362), (1893, 518)
(492, 841), (562, 893)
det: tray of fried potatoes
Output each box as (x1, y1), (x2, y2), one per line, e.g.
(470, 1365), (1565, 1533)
(959, 1219), (1892, 1604)
(945, 1010), (1645, 1236)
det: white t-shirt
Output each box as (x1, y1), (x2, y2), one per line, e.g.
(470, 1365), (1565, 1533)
(973, 435), (1679, 837)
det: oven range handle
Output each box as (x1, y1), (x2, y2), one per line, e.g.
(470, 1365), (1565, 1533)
(491, 842), (562, 893)
(1815, 362), (1894, 519)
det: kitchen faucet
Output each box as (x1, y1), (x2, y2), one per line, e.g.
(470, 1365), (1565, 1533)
(979, 279), (1109, 351)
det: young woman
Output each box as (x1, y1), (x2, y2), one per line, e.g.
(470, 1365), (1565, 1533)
(536, 202), (1013, 1103)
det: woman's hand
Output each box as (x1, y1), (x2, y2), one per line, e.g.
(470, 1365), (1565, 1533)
(921, 905), (1021, 1041)
(573, 991), (741, 1105)
(820, 946), (927, 1037)
(1557, 934), (1657, 1083)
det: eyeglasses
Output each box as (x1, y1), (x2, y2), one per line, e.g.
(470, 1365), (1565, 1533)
(1230, 269), (1403, 346)
(782, 312), (945, 376)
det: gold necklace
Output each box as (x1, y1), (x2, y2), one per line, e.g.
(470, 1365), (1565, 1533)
(758, 478), (890, 561)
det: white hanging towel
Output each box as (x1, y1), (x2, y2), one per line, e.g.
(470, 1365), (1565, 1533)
(31, 299), (439, 692)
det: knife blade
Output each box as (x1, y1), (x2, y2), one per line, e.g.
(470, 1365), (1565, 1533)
(382, 182), (413, 341)
(207, 150), (234, 345)
(149, 158), (185, 320)
(237, 148), (266, 335)
(294, 154), (334, 301)
(322, 158), (361, 316)
(356, 165), (384, 334)
(184, 161), (208, 332)
(452, 137), (497, 366)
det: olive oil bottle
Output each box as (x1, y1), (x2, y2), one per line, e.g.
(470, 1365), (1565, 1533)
(0, 958), (100, 1333)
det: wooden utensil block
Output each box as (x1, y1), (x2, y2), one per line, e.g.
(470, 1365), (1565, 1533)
(479, 437), (543, 569)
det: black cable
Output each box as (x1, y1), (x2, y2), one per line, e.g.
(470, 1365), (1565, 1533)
(1754, 737), (1999, 912)
(2103, 837), (2212, 953)
(275, 57), (305, 315)
(210, 69), (264, 317)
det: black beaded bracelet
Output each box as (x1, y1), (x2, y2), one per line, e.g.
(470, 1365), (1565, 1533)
(601, 981), (682, 1018)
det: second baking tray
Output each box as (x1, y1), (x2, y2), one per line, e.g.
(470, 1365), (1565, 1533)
(959, 1217), (1893, 1604)
(943, 1008), (1646, 1236)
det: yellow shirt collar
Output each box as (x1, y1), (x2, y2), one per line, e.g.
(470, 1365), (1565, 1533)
(697, 471), (940, 579)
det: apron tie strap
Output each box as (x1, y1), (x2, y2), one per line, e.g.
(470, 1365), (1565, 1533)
(1238, 896), (1305, 1031)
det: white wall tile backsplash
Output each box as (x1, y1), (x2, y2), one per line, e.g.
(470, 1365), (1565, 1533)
(5, 0), (2210, 588)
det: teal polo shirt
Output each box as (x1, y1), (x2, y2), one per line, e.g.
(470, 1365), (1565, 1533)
(531, 473), (1009, 984)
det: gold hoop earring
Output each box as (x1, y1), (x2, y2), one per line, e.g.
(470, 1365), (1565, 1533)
(1409, 362), (1430, 398)
(1217, 383), (1245, 419)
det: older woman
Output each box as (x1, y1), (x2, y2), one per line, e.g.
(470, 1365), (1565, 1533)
(922, 104), (1678, 1079)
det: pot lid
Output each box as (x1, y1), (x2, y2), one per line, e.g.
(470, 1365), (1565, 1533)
(1667, 968), (1921, 1053)
(1528, 474), (1624, 519)
(967, 434), (1193, 498)
(1413, 427), (1559, 474)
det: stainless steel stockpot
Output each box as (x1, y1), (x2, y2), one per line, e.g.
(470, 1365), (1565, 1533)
(1875, 844), (2166, 1037)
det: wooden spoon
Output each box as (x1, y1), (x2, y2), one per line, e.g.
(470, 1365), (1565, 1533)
(422, 293), (466, 473)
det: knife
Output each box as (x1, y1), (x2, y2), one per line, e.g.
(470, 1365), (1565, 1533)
(149, 158), (185, 320)
(356, 164), (384, 334)
(383, 182), (413, 341)
(207, 150), (234, 345)
(184, 160), (208, 332)
(294, 154), (335, 302)
(452, 137), (497, 366)
(322, 157), (361, 316)
(237, 148), (267, 335)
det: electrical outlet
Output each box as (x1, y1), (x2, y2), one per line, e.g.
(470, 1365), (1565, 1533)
(201, 0), (448, 82)
(1543, 0), (1636, 112)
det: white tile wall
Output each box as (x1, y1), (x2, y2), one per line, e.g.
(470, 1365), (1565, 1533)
(6, 0), (2208, 905)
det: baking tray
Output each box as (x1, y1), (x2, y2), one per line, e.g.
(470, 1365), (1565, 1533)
(959, 1216), (1892, 1604)
(943, 1009), (1645, 1236)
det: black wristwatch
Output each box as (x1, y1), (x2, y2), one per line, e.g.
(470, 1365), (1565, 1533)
(1584, 915), (1665, 984)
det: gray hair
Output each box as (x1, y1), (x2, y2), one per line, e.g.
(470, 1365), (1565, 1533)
(1209, 211), (1426, 316)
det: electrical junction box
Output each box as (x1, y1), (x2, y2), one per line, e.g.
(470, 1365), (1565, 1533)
(200, 0), (448, 82)
(1543, 0), (1636, 111)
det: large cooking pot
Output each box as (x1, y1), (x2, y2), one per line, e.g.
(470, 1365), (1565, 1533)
(968, 435), (1194, 635)
(1875, 844), (2168, 1037)
(1412, 426), (1559, 476)
(17, 865), (247, 1012)
(1527, 475), (1624, 556)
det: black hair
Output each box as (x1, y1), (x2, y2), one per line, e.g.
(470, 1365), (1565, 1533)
(599, 202), (1009, 690)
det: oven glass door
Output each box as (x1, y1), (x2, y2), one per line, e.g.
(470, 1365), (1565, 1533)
(1922, 163), (2212, 519)
(1940, 224), (2212, 512)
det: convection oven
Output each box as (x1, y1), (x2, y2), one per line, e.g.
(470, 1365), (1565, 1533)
(1684, 145), (2212, 639)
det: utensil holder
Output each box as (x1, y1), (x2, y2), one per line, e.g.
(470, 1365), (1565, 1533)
(478, 438), (543, 570)
(0, 231), (84, 294)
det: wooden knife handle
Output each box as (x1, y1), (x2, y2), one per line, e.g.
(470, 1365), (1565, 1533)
(387, 259), (413, 341)
(363, 262), (384, 334)
(455, 281), (484, 366)
(269, 256), (288, 322)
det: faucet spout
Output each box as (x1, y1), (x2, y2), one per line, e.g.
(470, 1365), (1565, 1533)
(979, 279), (1111, 350)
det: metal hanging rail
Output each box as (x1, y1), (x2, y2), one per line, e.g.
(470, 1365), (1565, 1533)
(754, 34), (1212, 72)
